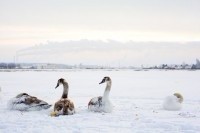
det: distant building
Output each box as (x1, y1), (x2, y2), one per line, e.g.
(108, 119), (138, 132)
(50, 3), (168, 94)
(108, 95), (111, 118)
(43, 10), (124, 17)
(35, 64), (57, 69)
(196, 59), (200, 69)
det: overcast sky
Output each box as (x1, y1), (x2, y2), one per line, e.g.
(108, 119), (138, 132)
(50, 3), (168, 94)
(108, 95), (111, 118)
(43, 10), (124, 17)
(0, 0), (200, 65)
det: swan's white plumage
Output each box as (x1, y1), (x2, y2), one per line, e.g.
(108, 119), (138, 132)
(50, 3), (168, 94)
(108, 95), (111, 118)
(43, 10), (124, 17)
(101, 99), (113, 113)
(88, 97), (113, 113)
(88, 77), (113, 113)
(8, 93), (51, 111)
(163, 94), (183, 111)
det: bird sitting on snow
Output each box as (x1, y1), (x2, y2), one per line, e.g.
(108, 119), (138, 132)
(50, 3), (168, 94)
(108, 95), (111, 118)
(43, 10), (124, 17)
(88, 76), (113, 113)
(51, 78), (75, 116)
(163, 93), (183, 111)
(8, 93), (51, 111)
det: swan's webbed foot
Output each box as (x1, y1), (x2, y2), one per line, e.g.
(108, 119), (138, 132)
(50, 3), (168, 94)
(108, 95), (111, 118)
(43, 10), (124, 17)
(50, 111), (58, 117)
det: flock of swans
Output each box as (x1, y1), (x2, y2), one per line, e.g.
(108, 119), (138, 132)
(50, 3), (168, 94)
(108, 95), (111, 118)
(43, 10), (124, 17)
(5, 76), (183, 117)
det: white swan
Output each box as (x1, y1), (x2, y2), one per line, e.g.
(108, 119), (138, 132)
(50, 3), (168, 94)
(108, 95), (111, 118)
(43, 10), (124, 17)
(8, 93), (51, 111)
(163, 93), (183, 111)
(88, 76), (113, 113)
(51, 78), (75, 116)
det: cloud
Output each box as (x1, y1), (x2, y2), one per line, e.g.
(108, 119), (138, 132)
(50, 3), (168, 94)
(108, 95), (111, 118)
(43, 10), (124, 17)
(15, 40), (200, 66)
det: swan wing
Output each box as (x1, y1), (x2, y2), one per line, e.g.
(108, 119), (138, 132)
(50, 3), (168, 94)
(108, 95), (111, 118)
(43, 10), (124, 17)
(88, 96), (103, 112)
(54, 99), (75, 115)
(8, 93), (51, 111)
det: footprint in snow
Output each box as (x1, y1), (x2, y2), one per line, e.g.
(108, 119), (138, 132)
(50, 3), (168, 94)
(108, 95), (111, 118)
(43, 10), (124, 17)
(178, 112), (196, 118)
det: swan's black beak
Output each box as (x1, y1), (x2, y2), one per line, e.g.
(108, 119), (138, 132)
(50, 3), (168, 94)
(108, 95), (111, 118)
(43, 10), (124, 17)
(99, 79), (105, 84)
(55, 83), (59, 89)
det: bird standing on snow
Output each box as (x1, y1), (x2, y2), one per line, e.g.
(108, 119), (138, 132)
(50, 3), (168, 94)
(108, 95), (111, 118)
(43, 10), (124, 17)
(88, 76), (113, 113)
(8, 93), (51, 111)
(163, 93), (183, 111)
(51, 78), (75, 116)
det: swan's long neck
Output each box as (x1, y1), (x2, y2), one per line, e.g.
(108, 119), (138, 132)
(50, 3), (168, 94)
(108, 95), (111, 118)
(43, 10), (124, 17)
(103, 81), (112, 100)
(62, 82), (69, 99)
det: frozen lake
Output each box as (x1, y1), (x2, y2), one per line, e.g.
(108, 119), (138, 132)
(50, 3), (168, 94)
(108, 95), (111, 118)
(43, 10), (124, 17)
(0, 70), (200, 133)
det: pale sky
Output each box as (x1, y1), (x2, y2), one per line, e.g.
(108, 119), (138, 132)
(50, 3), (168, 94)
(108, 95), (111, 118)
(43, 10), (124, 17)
(0, 0), (200, 65)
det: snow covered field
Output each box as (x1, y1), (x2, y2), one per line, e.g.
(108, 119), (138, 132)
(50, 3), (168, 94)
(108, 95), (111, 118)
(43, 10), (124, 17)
(0, 70), (200, 133)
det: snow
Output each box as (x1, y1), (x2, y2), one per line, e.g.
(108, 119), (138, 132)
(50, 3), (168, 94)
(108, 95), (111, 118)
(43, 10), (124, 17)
(0, 69), (200, 133)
